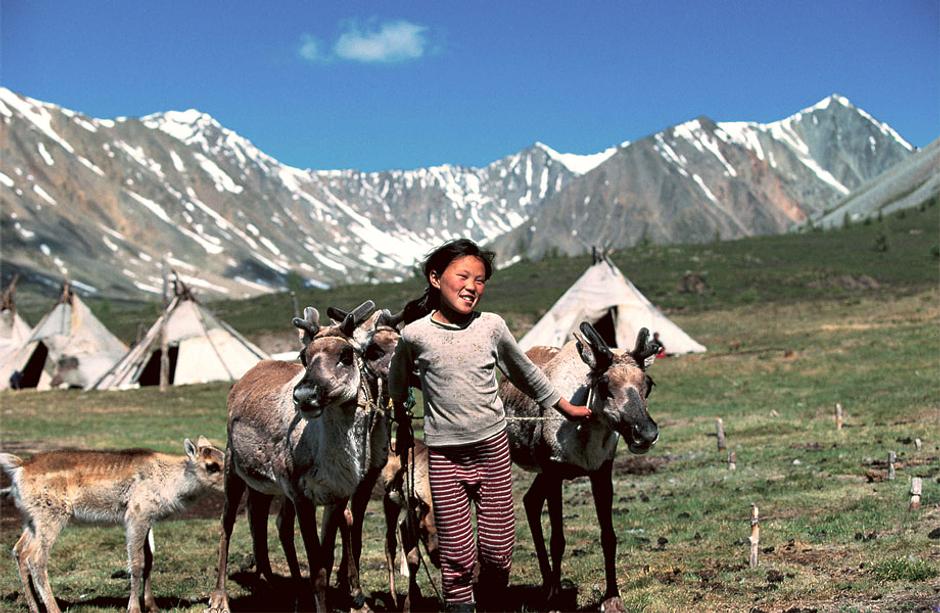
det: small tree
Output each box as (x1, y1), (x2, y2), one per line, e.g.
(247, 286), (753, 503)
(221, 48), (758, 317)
(873, 232), (889, 253)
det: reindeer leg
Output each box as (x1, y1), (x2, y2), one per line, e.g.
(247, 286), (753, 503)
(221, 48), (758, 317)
(383, 496), (401, 610)
(143, 528), (159, 613)
(295, 496), (328, 613)
(545, 476), (566, 604)
(246, 489), (276, 583)
(319, 502), (341, 588)
(589, 461), (621, 605)
(399, 509), (422, 612)
(522, 473), (553, 598)
(126, 520), (151, 613)
(26, 516), (65, 613)
(207, 449), (247, 613)
(13, 529), (41, 613)
(276, 499), (303, 584)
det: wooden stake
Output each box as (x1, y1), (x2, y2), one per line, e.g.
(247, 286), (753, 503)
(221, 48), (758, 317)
(835, 403), (844, 430)
(888, 451), (896, 481)
(910, 478), (922, 511)
(749, 504), (760, 568)
(716, 418), (727, 451)
(914, 438), (922, 451)
(728, 450), (737, 471)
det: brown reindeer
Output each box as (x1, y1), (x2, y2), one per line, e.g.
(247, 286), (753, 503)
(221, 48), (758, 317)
(207, 301), (388, 613)
(380, 438), (439, 611)
(243, 306), (405, 609)
(0, 438), (224, 613)
(500, 323), (660, 612)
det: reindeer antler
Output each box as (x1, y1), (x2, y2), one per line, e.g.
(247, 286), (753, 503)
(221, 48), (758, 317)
(340, 300), (376, 336)
(292, 307), (320, 346)
(630, 328), (660, 370)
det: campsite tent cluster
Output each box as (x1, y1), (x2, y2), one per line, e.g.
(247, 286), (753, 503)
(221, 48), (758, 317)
(0, 257), (704, 391)
(0, 278), (270, 392)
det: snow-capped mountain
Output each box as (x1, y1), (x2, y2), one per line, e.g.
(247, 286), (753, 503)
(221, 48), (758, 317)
(809, 136), (939, 229)
(490, 95), (915, 259)
(0, 88), (917, 300)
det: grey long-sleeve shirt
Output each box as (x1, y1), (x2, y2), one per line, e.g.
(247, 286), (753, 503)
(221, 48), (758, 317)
(388, 311), (562, 447)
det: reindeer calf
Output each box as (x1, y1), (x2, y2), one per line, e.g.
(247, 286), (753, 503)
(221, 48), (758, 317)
(381, 439), (439, 611)
(0, 437), (224, 613)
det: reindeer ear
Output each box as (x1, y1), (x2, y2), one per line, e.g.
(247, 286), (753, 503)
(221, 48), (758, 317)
(573, 330), (598, 370)
(183, 438), (197, 460)
(579, 322), (614, 372)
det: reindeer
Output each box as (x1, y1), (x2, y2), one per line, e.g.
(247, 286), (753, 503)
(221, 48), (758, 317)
(380, 438), (439, 611)
(0, 438), (225, 613)
(207, 301), (391, 613)
(242, 306), (404, 609)
(500, 323), (660, 612)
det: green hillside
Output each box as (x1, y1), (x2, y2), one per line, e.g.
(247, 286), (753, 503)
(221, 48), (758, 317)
(14, 199), (938, 344)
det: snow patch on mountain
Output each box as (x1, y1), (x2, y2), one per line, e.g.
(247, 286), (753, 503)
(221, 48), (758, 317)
(535, 141), (622, 174)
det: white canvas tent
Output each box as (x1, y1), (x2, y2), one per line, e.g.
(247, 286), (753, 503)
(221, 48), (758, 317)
(93, 282), (269, 390)
(0, 283), (129, 390)
(520, 258), (706, 354)
(0, 278), (32, 364)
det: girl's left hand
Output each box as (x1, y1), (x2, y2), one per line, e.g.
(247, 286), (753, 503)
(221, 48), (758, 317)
(556, 398), (592, 422)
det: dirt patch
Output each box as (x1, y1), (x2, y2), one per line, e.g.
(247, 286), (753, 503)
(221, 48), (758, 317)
(613, 454), (673, 475)
(250, 330), (301, 355)
(806, 274), (881, 291)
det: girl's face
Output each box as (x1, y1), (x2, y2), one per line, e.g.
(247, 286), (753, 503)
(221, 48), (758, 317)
(429, 255), (487, 323)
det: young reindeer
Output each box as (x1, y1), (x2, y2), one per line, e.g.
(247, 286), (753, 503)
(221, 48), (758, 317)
(207, 301), (385, 613)
(380, 438), (439, 611)
(0, 438), (225, 613)
(500, 323), (661, 613)
(243, 306), (405, 608)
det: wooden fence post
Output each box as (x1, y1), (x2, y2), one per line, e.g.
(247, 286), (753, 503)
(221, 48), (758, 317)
(749, 504), (760, 568)
(914, 438), (922, 451)
(835, 402), (844, 430)
(910, 478), (922, 511)
(728, 450), (737, 471)
(888, 451), (896, 481)
(716, 418), (727, 451)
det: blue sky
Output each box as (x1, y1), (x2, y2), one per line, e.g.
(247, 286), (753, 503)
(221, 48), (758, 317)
(3, 1), (937, 172)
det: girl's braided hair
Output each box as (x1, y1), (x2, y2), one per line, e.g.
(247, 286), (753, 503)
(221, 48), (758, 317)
(402, 238), (495, 325)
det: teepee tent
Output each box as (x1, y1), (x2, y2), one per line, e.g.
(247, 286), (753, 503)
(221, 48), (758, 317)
(520, 257), (706, 355)
(93, 280), (269, 390)
(0, 277), (33, 364)
(0, 282), (129, 390)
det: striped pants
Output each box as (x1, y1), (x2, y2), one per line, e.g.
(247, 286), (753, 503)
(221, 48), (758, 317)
(429, 430), (515, 605)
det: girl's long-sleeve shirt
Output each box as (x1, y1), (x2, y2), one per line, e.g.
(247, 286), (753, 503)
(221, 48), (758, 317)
(388, 311), (562, 447)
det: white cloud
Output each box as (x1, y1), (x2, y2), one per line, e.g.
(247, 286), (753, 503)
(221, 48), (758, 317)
(299, 34), (322, 62)
(299, 19), (429, 64)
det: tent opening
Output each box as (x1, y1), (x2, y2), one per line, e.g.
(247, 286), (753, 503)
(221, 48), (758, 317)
(135, 345), (180, 386)
(18, 342), (49, 389)
(593, 308), (618, 348)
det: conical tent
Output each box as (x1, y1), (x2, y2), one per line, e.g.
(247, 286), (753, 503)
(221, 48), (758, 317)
(0, 278), (32, 363)
(93, 282), (269, 390)
(519, 258), (706, 354)
(0, 283), (129, 390)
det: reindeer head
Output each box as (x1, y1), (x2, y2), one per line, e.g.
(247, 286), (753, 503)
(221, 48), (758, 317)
(184, 436), (225, 491)
(290, 301), (376, 417)
(576, 323), (660, 455)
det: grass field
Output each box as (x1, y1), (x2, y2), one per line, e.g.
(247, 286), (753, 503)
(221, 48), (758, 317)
(2, 204), (938, 611)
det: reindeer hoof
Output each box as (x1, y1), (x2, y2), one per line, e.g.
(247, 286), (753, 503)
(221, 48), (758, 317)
(600, 596), (625, 613)
(205, 589), (230, 613)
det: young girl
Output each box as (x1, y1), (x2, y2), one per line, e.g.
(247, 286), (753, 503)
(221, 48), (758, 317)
(388, 238), (590, 612)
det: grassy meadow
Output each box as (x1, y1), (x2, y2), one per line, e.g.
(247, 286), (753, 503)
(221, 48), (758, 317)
(1, 203), (938, 611)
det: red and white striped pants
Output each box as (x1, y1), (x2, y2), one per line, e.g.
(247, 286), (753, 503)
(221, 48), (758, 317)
(429, 429), (515, 605)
